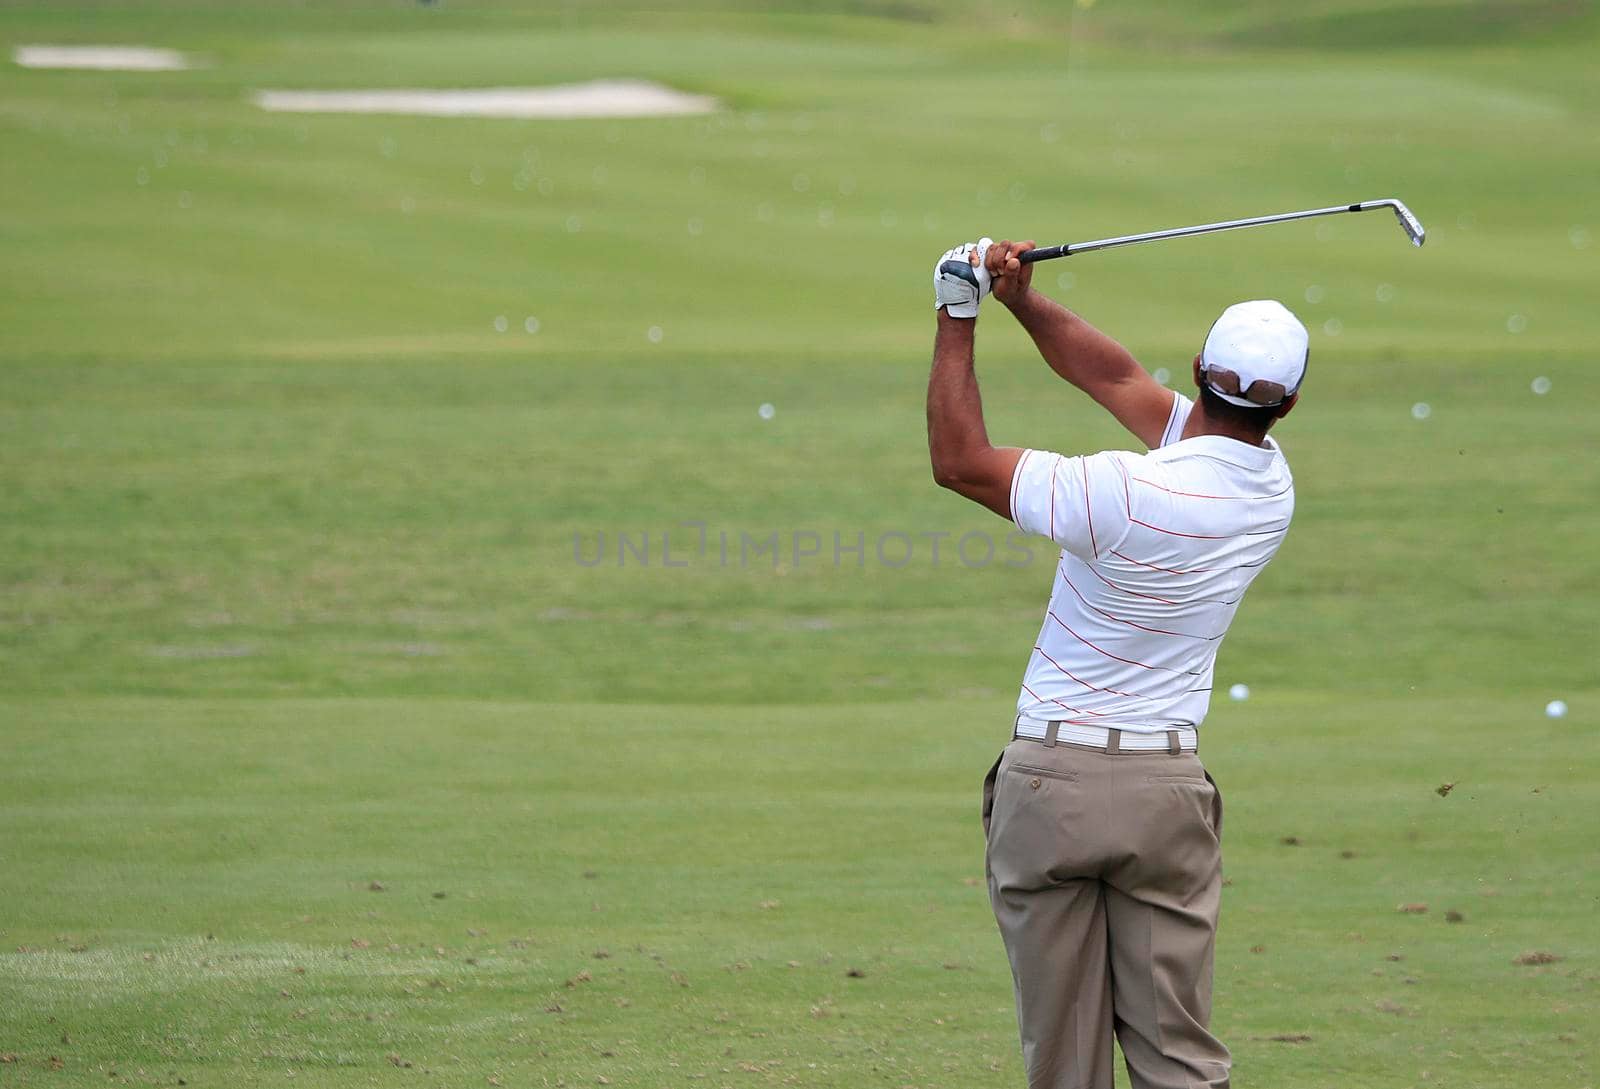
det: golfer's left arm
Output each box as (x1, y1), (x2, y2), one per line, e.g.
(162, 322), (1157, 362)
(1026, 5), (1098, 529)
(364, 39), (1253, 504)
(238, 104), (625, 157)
(927, 310), (1024, 519)
(984, 239), (1174, 450)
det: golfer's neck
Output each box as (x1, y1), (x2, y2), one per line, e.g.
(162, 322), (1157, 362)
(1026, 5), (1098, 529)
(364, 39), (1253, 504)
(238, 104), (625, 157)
(1181, 403), (1272, 448)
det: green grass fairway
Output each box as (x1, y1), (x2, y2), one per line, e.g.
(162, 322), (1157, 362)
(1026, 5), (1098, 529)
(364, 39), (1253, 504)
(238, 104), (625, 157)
(2, 2), (1597, 1086)
(5, 696), (1597, 1088)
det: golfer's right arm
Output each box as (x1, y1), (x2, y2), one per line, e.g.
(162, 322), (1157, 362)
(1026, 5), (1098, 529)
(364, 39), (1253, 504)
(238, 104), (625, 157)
(984, 240), (1174, 449)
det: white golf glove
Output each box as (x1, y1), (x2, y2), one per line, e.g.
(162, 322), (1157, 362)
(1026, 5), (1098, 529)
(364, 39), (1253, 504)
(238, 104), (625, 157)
(933, 238), (994, 318)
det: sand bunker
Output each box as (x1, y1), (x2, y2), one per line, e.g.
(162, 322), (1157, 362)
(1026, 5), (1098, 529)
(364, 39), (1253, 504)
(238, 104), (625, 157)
(253, 79), (719, 120)
(13, 45), (194, 71)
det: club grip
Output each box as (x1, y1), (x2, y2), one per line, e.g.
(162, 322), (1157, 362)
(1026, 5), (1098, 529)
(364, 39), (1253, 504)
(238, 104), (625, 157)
(1018, 244), (1068, 264)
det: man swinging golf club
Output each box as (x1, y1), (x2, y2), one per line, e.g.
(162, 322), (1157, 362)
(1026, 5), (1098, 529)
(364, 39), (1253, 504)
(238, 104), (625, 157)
(927, 237), (1307, 1089)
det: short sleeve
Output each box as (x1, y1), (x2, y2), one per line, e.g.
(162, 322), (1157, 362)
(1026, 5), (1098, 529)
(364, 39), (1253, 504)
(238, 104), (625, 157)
(1158, 392), (1193, 448)
(1009, 449), (1133, 561)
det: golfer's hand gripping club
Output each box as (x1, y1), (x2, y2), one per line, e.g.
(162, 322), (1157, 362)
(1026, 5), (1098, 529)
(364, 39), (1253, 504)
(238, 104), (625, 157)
(933, 238), (994, 318)
(982, 239), (1037, 306)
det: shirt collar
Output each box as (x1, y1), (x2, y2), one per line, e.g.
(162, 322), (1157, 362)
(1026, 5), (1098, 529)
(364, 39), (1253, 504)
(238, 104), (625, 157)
(1151, 433), (1283, 471)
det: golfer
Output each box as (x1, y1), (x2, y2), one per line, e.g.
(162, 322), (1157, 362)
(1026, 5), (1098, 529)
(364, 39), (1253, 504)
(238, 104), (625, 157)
(927, 238), (1307, 1089)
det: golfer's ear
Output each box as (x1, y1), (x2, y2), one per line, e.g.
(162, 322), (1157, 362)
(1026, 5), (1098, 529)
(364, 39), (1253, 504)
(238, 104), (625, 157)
(1191, 354), (1204, 387)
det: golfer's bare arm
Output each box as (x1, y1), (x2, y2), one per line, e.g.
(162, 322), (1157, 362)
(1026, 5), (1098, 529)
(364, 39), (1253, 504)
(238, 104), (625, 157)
(927, 311), (1023, 519)
(985, 241), (1174, 450)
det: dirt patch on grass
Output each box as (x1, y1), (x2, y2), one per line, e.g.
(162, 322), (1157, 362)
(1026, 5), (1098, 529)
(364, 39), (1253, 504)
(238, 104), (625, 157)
(1513, 951), (1562, 965)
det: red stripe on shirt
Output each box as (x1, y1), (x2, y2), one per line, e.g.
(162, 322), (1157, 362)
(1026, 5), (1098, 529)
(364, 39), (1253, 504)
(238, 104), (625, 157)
(1110, 549), (1213, 575)
(1081, 458), (1098, 556)
(1083, 558), (1240, 607)
(1048, 456), (1057, 540)
(1008, 449), (1030, 525)
(1130, 476), (1293, 501)
(1128, 517), (1229, 540)
(1046, 608), (1199, 675)
(1082, 560), (1182, 605)
(1020, 680), (1107, 720)
(1059, 574), (1214, 640)
(1032, 644), (1153, 701)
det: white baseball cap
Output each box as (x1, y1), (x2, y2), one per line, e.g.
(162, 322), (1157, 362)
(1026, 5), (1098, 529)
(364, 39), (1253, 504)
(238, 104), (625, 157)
(1200, 300), (1309, 408)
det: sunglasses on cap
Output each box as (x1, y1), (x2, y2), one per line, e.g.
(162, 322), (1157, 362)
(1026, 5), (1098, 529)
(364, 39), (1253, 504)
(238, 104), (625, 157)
(1200, 362), (1303, 408)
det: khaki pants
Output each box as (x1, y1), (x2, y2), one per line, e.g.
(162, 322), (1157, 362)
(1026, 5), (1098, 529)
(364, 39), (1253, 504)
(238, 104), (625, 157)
(983, 738), (1230, 1089)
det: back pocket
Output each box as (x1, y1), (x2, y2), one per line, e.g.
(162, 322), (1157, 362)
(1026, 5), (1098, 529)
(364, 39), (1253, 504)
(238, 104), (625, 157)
(1008, 762), (1079, 784)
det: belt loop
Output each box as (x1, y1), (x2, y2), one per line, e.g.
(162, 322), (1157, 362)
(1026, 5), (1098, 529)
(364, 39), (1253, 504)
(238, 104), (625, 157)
(1106, 728), (1121, 755)
(1043, 721), (1060, 748)
(1166, 730), (1181, 755)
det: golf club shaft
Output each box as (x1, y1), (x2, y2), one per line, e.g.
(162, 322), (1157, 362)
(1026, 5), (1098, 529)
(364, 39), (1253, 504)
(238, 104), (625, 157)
(1018, 201), (1416, 264)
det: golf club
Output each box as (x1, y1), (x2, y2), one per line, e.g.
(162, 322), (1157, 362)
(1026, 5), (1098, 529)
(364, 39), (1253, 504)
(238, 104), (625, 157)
(1016, 199), (1426, 264)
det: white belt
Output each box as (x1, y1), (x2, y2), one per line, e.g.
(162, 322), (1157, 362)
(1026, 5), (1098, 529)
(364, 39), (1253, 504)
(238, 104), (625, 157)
(1014, 714), (1198, 754)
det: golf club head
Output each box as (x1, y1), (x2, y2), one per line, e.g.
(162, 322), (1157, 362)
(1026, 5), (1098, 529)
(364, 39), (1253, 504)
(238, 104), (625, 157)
(1371, 199), (1426, 247)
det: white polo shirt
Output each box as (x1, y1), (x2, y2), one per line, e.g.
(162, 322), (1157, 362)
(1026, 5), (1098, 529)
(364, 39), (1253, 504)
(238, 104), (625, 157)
(1007, 393), (1294, 732)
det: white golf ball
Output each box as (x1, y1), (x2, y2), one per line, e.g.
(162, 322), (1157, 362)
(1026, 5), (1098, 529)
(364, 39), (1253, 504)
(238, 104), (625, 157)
(1152, 367), (1171, 385)
(1531, 376), (1551, 395)
(492, 315), (508, 333)
(1228, 683), (1250, 701)
(758, 403), (775, 420)
(1545, 700), (1567, 719)
(646, 325), (664, 344)
(1506, 313), (1528, 334)
(1411, 402), (1431, 420)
